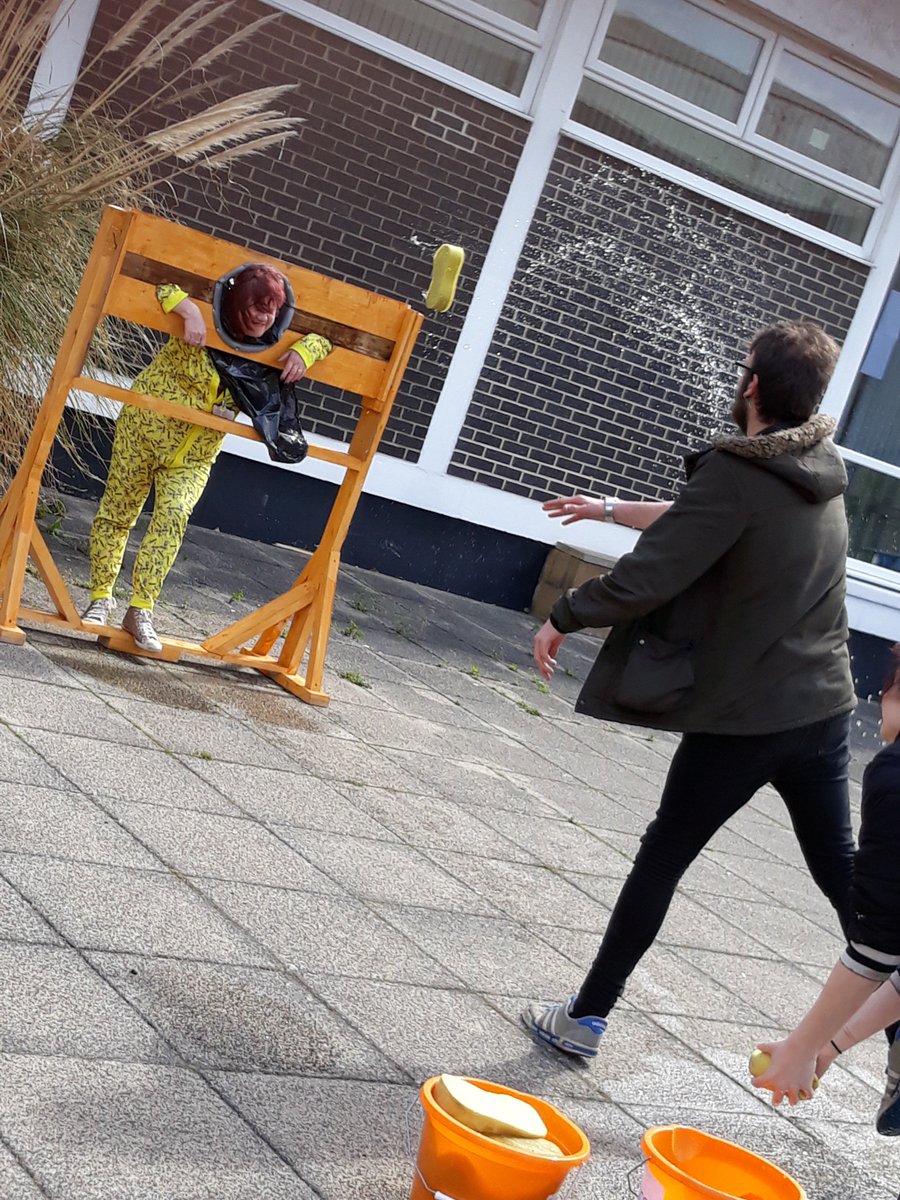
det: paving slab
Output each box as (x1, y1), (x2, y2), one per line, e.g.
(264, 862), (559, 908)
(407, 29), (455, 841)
(335, 782), (535, 860)
(0, 637), (84, 686)
(0, 1143), (45, 1200)
(423, 850), (614, 930)
(15, 730), (236, 811)
(100, 697), (298, 768)
(273, 827), (499, 913)
(0, 856), (270, 966)
(306, 974), (600, 1100)
(0, 943), (168, 1062)
(373, 904), (582, 996)
(88, 953), (404, 1080)
(105, 801), (341, 891)
(0, 784), (156, 870)
(0, 875), (63, 947)
(195, 880), (456, 985)
(0, 1053), (317, 1199)
(186, 759), (395, 835)
(206, 1074), (418, 1200)
(0, 727), (72, 791)
(0, 678), (155, 748)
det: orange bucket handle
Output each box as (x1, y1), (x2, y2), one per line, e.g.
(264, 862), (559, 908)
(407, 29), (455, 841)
(404, 1095), (463, 1200)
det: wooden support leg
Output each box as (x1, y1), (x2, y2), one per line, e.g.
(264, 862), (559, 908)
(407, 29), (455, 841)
(296, 548), (340, 690)
(30, 527), (80, 624)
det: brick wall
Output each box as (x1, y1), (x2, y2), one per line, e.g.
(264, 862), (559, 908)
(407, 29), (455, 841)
(450, 139), (870, 501)
(80, 2), (528, 458)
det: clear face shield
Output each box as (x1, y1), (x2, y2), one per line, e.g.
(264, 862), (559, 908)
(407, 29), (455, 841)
(212, 263), (295, 353)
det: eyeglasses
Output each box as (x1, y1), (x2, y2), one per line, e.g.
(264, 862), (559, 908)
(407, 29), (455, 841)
(734, 359), (755, 375)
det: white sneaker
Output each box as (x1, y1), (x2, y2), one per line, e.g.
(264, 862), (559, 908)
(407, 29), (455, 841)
(82, 597), (116, 625)
(122, 606), (163, 653)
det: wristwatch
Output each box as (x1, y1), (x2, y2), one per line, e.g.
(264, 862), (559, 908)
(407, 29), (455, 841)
(603, 497), (617, 523)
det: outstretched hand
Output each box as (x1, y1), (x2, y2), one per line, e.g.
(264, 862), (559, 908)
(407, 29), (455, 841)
(534, 619), (565, 682)
(543, 494), (605, 525)
(750, 1039), (819, 1107)
(279, 350), (308, 385)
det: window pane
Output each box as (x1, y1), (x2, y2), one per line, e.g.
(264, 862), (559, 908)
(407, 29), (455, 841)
(759, 54), (900, 187)
(845, 462), (900, 571)
(475, 0), (545, 30)
(313, 0), (531, 93)
(598, 0), (762, 121)
(572, 80), (874, 242)
(842, 278), (900, 467)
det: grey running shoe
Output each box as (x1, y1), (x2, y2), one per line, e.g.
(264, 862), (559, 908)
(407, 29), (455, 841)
(122, 606), (163, 653)
(81, 597), (116, 625)
(521, 997), (607, 1059)
(876, 1031), (900, 1135)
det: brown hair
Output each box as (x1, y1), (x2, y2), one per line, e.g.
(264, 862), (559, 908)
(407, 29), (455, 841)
(222, 264), (287, 336)
(748, 320), (839, 424)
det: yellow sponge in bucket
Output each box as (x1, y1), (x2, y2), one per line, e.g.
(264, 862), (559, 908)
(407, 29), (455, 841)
(432, 1074), (546, 1138)
(425, 244), (465, 312)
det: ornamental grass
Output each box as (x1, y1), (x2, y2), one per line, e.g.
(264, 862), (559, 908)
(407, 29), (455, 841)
(0, 0), (301, 490)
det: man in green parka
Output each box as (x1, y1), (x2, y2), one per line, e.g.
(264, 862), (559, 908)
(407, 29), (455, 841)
(522, 319), (857, 1060)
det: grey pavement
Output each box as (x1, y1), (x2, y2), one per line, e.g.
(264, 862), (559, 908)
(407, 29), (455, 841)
(0, 494), (890, 1198)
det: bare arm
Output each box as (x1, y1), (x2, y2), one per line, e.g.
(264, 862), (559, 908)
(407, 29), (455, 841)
(826, 976), (900, 1067)
(543, 493), (671, 531)
(752, 961), (881, 1105)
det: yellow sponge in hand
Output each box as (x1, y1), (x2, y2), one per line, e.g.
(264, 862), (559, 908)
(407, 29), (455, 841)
(425, 244), (465, 312)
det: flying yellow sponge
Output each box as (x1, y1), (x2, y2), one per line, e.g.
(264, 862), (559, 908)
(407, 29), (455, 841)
(425, 244), (465, 312)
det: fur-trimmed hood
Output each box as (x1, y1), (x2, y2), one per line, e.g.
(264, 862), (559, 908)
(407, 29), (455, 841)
(689, 414), (847, 503)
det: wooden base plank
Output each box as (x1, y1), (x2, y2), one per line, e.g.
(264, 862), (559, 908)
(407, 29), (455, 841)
(270, 670), (330, 706)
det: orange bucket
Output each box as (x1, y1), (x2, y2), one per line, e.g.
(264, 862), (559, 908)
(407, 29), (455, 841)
(411, 1076), (590, 1200)
(640, 1126), (806, 1199)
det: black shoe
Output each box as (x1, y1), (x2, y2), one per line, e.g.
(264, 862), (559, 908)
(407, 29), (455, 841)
(876, 1030), (900, 1135)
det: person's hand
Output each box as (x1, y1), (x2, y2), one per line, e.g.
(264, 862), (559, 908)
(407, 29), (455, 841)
(534, 619), (565, 682)
(750, 1039), (818, 1107)
(543, 494), (606, 525)
(174, 299), (206, 346)
(279, 350), (307, 384)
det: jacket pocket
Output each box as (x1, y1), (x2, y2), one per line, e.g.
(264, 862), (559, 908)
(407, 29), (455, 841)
(613, 629), (695, 714)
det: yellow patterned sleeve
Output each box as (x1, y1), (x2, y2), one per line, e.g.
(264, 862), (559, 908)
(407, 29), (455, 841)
(290, 333), (333, 368)
(157, 283), (190, 313)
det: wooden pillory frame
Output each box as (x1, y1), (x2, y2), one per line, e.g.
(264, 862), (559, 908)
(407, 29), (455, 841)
(0, 207), (424, 705)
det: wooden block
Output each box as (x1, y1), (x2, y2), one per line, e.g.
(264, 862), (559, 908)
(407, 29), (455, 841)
(531, 543), (617, 637)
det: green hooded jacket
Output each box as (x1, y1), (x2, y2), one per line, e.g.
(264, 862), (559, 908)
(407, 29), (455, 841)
(551, 415), (856, 735)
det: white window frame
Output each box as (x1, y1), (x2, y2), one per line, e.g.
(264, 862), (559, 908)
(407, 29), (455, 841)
(575, 0), (900, 260)
(744, 43), (900, 198)
(266, 0), (568, 114)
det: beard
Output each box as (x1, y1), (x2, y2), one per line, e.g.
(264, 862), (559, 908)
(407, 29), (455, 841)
(731, 387), (749, 433)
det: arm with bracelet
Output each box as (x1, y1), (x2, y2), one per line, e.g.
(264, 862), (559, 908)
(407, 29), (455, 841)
(752, 654), (900, 1117)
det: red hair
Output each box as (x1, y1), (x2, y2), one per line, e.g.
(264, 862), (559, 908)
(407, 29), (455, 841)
(222, 263), (287, 335)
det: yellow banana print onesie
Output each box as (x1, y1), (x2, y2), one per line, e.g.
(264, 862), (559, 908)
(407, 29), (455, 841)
(89, 284), (331, 610)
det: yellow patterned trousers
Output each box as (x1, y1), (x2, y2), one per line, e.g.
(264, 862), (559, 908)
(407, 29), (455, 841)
(89, 410), (215, 609)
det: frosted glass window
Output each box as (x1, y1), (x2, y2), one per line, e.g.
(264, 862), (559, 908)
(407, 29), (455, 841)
(598, 0), (762, 121)
(476, 0), (545, 30)
(312, 0), (532, 93)
(759, 53), (900, 187)
(572, 81), (874, 242)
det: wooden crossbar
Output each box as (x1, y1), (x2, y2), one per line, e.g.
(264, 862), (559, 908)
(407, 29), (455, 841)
(0, 206), (424, 705)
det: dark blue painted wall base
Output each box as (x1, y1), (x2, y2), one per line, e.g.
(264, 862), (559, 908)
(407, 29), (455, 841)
(51, 415), (549, 612)
(51, 414), (893, 696)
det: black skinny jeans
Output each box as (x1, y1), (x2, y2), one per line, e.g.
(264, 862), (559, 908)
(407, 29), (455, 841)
(572, 712), (854, 1019)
